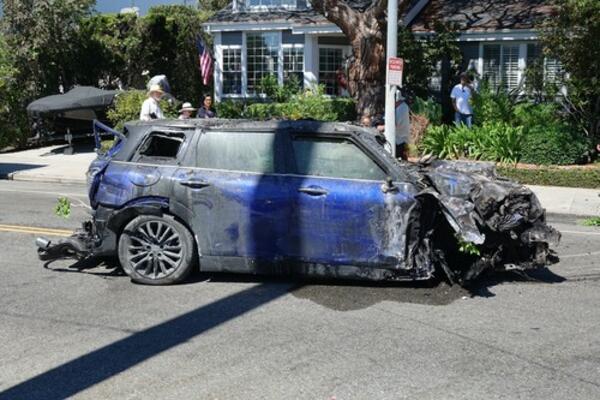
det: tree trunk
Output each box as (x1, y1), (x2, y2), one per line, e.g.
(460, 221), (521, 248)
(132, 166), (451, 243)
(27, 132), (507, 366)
(310, 0), (398, 120)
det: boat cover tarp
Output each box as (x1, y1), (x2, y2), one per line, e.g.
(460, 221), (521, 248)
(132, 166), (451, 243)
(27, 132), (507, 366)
(27, 86), (119, 116)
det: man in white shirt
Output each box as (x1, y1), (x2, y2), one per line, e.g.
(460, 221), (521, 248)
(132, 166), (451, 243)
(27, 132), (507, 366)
(395, 90), (410, 160)
(139, 84), (165, 121)
(450, 73), (474, 128)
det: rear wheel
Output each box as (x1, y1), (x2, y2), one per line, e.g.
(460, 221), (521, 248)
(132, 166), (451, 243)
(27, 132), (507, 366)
(118, 215), (195, 285)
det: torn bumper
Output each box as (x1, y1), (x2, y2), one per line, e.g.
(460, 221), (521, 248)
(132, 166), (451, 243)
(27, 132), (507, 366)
(36, 220), (105, 261)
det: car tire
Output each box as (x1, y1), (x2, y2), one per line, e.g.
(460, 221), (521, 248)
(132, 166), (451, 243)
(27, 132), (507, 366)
(118, 214), (195, 285)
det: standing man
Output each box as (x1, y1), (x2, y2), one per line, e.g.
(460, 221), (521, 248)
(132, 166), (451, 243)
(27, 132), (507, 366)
(395, 90), (410, 160)
(450, 72), (474, 128)
(139, 84), (165, 121)
(197, 95), (216, 118)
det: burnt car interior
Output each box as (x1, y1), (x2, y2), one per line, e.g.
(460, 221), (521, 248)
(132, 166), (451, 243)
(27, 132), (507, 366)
(134, 132), (185, 163)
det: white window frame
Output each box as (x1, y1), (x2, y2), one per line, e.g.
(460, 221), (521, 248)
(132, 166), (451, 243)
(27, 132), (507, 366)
(241, 30), (283, 98)
(221, 45), (243, 97)
(478, 41), (527, 91)
(282, 43), (305, 87)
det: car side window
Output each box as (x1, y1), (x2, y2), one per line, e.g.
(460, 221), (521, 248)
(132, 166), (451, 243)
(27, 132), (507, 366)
(196, 131), (277, 174)
(291, 136), (387, 181)
(132, 132), (185, 164)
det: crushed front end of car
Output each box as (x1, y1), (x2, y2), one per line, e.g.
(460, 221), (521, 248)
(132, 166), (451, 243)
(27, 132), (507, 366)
(405, 159), (561, 284)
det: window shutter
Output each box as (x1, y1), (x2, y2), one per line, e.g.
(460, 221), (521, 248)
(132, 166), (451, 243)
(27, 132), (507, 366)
(483, 44), (501, 90)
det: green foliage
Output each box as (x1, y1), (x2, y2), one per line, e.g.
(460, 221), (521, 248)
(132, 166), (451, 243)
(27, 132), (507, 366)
(258, 75), (302, 103)
(582, 217), (600, 227)
(246, 88), (355, 121)
(214, 86), (356, 122)
(541, 0), (600, 139)
(471, 81), (514, 125)
(412, 97), (442, 125)
(1, 0), (95, 148)
(397, 22), (462, 99)
(107, 90), (178, 131)
(456, 235), (481, 256)
(519, 126), (590, 165)
(420, 122), (523, 164)
(54, 197), (71, 219)
(497, 165), (600, 189)
(215, 100), (246, 119)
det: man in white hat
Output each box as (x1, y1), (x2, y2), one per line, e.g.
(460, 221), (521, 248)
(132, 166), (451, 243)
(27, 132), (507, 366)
(178, 102), (197, 120)
(139, 84), (165, 121)
(395, 89), (410, 160)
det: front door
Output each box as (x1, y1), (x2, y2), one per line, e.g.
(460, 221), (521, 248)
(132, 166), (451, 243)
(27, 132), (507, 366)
(285, 134), (415, 267)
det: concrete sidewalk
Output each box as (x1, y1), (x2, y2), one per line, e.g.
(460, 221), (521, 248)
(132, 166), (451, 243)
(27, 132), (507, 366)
(0, 144), (95, 184)
(1, 145), (598, 217)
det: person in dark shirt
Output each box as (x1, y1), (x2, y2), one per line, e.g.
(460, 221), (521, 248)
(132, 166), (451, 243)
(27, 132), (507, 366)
(197, 95), (216, 118)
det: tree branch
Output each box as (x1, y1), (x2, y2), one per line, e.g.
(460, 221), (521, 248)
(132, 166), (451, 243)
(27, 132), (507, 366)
(309, 0), (359, 39)
(367, 0), (387, 19)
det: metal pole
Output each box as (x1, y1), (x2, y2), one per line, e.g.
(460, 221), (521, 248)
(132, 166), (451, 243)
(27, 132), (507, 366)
(384, 0), (398, 157)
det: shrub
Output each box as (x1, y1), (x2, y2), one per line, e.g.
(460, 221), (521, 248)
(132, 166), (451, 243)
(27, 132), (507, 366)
(106, 90), (178, 130)
(519, 127), (590, 165)
(513, 102), (562, 128)
(236, 87), (355, 122)
(472, 81), (515, 125)
(412, 97), (442, 125)
(420, 122), (523, 164)
(258, 75), (302, 103)
(215, 100), (246, 119)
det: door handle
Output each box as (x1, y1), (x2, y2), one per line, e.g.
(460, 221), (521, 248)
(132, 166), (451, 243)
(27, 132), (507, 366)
(179, 179), (211, 189)
(298, 187), (328, 196)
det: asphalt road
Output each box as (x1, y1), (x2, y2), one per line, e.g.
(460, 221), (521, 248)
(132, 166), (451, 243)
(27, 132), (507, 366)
(0, 180), (599, 400)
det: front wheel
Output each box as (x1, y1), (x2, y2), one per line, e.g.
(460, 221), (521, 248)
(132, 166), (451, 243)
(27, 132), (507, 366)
(118, 215), (195, 285)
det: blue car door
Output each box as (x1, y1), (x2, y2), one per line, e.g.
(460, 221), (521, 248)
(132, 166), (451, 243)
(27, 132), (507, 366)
(172, 130), (290, 262)
(285, 134), (416, 267)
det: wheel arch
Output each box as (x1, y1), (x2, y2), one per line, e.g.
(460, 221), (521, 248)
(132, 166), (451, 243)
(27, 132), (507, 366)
(107, 196), (200, 260)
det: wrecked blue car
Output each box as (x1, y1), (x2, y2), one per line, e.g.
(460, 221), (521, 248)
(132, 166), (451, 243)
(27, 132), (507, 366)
(36, 119), (560, 285)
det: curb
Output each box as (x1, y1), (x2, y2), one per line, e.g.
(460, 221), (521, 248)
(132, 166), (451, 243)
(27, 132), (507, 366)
(0, 173), (86, 185)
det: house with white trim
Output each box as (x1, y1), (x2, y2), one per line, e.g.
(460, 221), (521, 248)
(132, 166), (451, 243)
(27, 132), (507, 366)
(203, 0), (558, 102)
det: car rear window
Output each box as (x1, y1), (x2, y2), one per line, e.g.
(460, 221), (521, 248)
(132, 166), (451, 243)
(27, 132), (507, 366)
(133, 132), (185, 164)
(196, 132), (276, 174)
(291, 136), (387, 181)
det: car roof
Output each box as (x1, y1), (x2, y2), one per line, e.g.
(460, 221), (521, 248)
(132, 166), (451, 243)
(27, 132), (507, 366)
(124, 118), (374, 136)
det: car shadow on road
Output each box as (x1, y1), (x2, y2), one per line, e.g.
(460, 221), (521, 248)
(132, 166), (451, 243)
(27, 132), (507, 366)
(44, 256), (566, 310)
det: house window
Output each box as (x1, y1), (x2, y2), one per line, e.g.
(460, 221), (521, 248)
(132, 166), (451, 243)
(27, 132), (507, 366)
(283, 44), (304, 88)
(247, 0), (296, 8)
(246, 32), (279, 95)
(222, 47), (242, 95)
(526, 43), (564, 85)
(319, 47), (344, 95)
(482, 44), (520, 91)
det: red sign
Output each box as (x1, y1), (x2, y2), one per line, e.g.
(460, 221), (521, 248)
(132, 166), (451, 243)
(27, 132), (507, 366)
(387, 57), (404, 86)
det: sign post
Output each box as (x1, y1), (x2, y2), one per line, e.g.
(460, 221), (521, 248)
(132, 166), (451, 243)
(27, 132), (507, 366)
(384, 0), (399, 158)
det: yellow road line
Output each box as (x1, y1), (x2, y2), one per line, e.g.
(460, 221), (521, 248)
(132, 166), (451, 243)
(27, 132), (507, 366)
(0, 224), (73, 237)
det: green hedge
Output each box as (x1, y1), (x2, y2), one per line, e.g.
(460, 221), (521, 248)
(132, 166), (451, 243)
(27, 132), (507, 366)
(497, 165), (600, 189)
(215, 91), (356, 122)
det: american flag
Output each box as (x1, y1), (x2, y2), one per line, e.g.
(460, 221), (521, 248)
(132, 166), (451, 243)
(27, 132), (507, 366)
(196, 37), (213, 86)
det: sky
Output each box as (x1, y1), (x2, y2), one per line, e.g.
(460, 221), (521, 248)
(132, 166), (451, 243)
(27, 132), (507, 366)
(95, 1), (192, 15)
